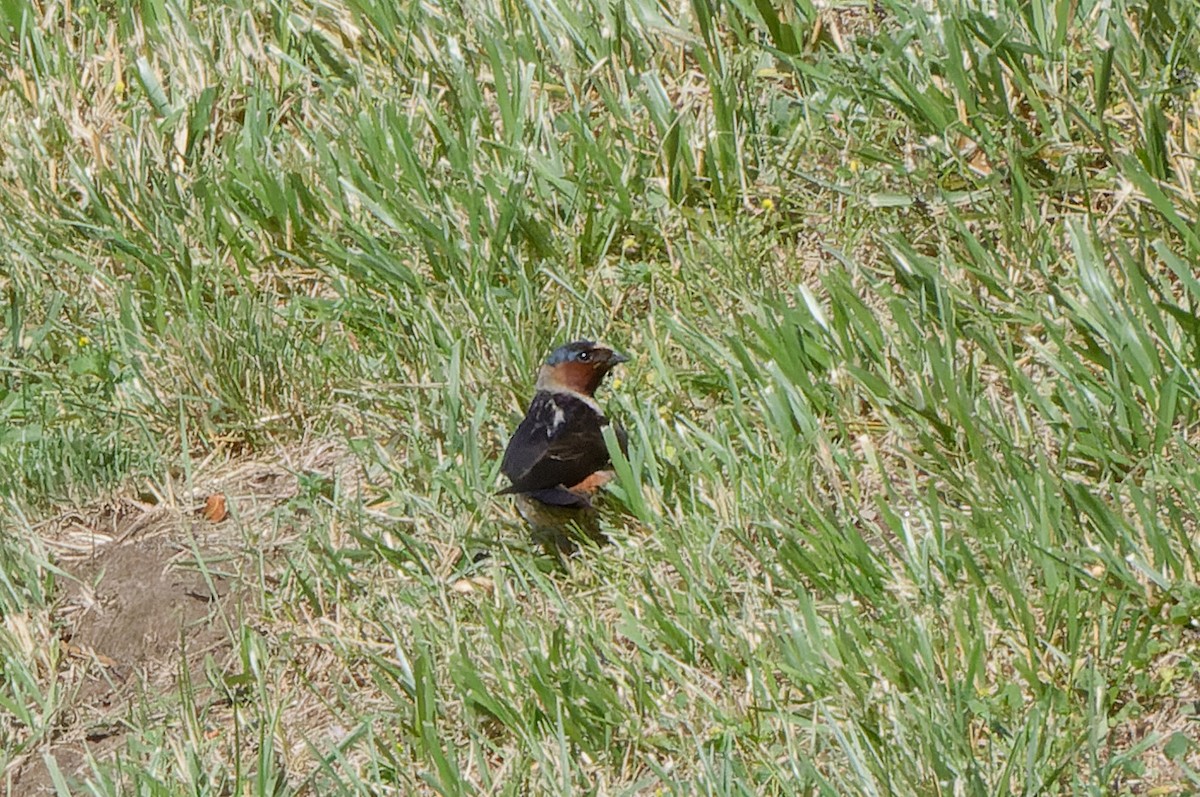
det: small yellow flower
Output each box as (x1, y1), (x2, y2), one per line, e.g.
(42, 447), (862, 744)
(848, 159), (862, 173)
(760, 197), (775, 212)
(78, 335), (90, 346)
(611, 377), (623, 390)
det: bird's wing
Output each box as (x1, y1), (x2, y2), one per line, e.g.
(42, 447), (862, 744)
(499, 391), (613, 494)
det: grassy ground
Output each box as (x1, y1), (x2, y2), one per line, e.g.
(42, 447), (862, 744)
(3, 0), (1200, 793)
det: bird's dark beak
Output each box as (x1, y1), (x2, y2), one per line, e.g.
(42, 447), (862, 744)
(606, 350), (630, 365)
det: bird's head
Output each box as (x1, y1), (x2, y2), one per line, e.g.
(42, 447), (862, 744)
(536, 340), (629, 397)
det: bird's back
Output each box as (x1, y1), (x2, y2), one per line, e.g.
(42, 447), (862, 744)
(500, 390), (613, 495)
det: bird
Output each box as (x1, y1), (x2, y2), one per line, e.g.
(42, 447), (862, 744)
(499, 340), (629, 550)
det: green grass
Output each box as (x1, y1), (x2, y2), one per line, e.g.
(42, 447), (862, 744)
(4, 0), (1200, 793)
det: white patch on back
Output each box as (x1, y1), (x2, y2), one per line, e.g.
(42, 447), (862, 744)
(548, 403), (566, 436)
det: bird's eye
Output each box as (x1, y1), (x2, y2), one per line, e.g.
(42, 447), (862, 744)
(577, 351), (591, 362)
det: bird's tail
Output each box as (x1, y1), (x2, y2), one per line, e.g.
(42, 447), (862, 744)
(498, 486), (594, 508)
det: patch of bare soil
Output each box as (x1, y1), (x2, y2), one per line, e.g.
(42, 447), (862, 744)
(9, 535), (243, 795)
(6, 441), (356, 795)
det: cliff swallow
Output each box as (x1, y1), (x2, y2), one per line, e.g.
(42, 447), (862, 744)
(499, 340), (629, 547)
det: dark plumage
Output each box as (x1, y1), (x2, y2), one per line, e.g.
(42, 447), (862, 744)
(499, 340), (629, 547)
(498, 390), (623, 506)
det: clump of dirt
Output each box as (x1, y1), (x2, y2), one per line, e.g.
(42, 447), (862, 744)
(6, 440), (357, 795)
(8, 508), (246, 795)
(65, 536), (240, 707)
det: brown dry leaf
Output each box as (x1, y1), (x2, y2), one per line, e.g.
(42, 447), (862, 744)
(451, 577), (494, 595)
(201, 494), (228, 523)
(65, 642), (120, 670)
